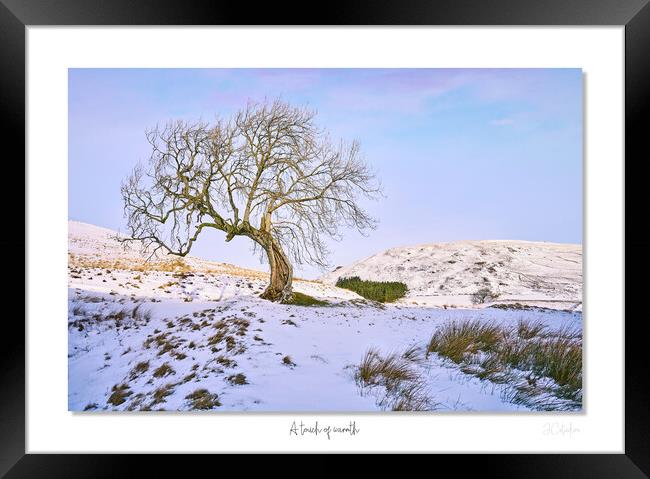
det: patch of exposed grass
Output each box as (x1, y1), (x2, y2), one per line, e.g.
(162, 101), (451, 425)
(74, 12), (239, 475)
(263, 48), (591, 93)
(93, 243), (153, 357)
(208, 331), (226, 345)
(152, 363), (175, 378)
(282, 355), (296, 367)
(131, 304), (152, 322)
(284, 291), (328, 307)
(336, 276), (407, 303)
(216, 356), (237, 368)
(107, 383), (132, 406)
(129, 361), (149, 380)
(185, 389), (221, 410)
(158, 281), (179, 290)
(227, 373), (248, 385)
(224, 336), (237, 352)
(151, 383), (175, 405)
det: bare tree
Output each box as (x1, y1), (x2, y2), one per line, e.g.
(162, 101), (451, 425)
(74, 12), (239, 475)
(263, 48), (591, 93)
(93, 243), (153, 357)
(121, 99), (381, 302)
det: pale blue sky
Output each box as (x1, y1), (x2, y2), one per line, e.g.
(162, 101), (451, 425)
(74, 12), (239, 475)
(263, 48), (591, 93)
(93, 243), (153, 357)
(69, 68), (583, 279)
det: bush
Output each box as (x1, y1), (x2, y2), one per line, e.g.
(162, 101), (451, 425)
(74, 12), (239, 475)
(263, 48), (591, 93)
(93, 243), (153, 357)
(336, 276), (408, 303)
(471, 287), (499, 304)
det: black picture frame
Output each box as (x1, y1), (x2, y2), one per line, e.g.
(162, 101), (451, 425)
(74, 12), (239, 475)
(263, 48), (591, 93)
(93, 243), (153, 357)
(3, 0), (646, 474)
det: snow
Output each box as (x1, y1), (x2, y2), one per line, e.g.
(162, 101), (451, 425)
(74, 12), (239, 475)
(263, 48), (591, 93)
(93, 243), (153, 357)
(321, 240), (582, 311)
(68, 221), (582, 412)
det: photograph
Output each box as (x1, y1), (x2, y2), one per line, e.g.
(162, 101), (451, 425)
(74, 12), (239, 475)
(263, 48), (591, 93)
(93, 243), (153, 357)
(68, 67), (583, 413)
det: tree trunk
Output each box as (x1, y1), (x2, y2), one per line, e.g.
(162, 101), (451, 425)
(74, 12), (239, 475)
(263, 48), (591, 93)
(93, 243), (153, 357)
(259, 238), (293, 302)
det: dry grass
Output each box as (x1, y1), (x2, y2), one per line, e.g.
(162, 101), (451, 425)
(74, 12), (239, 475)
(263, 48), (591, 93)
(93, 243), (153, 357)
(426, 318), (582, 409)
(227, 373), (248, 385)
(216, 356), (237, 368)
(401, 345), (423, 363)
(282, 355), (296, 367)
(426, 320), (502, 363)
(150, 383), (175, 406)
(185, 389), (221, 410)
(354, 347), (436, 411)
(69, 253), (269, 280)
(355, 348), (418, 391)
(516, 318), (547, 340)
(107, 383), (132, 406)
(389, 381), (432, 411)
(69, 302), (151, 332)
(152, 363), (175, 378)
(129, 361), (149, 380)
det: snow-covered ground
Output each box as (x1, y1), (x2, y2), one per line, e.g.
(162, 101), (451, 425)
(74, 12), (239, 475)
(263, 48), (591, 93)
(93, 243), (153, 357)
(68, 221), (582, 412)
(321, 240), (582, 311)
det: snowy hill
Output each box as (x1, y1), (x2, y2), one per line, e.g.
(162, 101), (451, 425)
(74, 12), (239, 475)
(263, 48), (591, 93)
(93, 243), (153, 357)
(68, 220), (582, 412)
(321, 241), (582, 310)
(69, 220), (269, 281)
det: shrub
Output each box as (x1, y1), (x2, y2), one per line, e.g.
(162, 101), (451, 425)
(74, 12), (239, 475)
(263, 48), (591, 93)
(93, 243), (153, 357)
(471, 287), (499, 304)
(336, 276), (408, 303)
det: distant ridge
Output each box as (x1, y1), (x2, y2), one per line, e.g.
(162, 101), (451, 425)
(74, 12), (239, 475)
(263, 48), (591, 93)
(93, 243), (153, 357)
(321, 240), (582, 310)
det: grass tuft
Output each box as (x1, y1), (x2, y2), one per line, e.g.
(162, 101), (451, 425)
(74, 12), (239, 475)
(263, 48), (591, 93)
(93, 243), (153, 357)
(227, 373), (248, 385)
(152, 363), (175, 378)
(284, 291), (328, 307)
(426, 320), (502, 363)
(516, 318), (547, 340)
(129, 361), (150, 380)
(354, 347), (436, 411)
(107, 383), (132, 406)
(150, 383), (175, 405)
(282, 355), (296, 367)
(185, 389), (221, 410)
(426, 319), (582, 410)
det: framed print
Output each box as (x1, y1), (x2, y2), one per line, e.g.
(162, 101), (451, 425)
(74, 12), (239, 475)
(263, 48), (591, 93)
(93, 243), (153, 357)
(4, 0), (647, 474)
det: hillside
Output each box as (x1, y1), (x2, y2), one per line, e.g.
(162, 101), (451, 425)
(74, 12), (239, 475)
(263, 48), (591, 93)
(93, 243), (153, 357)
(321, 240), (582, 310)
(68, 221), (582, 412)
